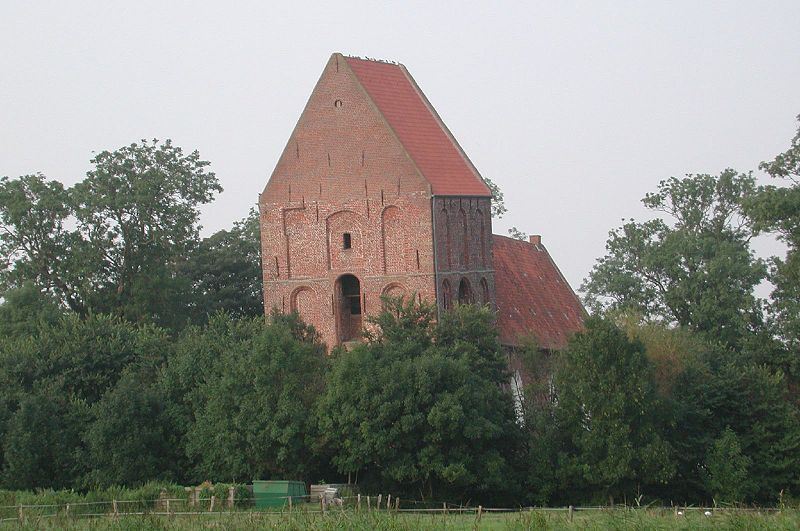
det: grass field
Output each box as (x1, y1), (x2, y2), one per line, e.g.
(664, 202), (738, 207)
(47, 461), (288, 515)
(4, 507), (800, 530)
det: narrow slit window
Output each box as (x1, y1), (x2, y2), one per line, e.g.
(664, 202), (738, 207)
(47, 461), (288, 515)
(343, 233), (352, 249)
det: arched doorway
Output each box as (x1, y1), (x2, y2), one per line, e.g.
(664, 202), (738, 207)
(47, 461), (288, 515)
(336, 274), (362, 343)
(458, 278), (473, 305)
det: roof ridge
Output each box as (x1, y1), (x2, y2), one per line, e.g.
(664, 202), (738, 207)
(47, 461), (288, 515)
(344, 55), (402, 66)
(494, 233), (541, 247)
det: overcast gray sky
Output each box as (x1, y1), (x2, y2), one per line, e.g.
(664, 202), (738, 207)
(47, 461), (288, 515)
(1, 1), (798, 292)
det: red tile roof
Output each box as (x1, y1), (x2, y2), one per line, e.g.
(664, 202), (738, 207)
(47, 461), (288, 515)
(493, 234), (585, 350)
(346, 56), (491, 197)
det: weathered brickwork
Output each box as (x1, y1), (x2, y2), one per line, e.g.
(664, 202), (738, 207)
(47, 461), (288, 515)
(259, 53), (580, 353)
(260, 54), (437, 349)
(431, 196), (496, 314)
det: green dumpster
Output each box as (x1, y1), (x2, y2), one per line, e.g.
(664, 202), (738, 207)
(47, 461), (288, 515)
(252, 480), (307, 508)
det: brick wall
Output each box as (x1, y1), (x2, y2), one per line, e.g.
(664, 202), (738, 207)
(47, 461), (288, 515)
(431, 196), (496, 314)
(260, 55), (437, 349)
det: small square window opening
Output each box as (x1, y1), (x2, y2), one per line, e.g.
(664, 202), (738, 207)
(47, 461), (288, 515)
(343, 233), (352, 249)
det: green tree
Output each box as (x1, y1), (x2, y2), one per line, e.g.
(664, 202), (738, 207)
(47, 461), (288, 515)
(582, 171), (766, 347)
(614, 320), (800, 503)
(318, 299), (522, 503)
(555, 317), (674, 503)
(669, 354), (800, 503)
(0, 140), (221, 329)
(0, 174), (82, 311)
(1, 393), (88, 490)
(507, 227), (528, 241)
(482, 176), (507, 219)
(0, 282), (62, 339)
(0, 312), (170, 488)
(158, 313), (265, 481)
(518, 341), (563, 505)
(169, 313), (327, 483)
(704, 427), (752, 504)
(435, 301), (509, 383)
(28, 314), (169, 404)
(746, 115), (800, 345)
(0, 336), (33, 476)
(83, 367), (179, 488)
(181, 208), (263, 323)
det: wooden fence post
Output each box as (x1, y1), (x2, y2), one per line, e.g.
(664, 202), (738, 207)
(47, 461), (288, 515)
(113, 500), (118, 517)
(367, 495), (371, 511)
(288, 495), (293, 512)
(357, 494), (361, 512)
(17, 505), (23, 522)
(166, 499), (171, 515)
(568, 505), (574, 522)
(395, 497), (400, 511)
(443, 502), (448, 514)
(387, 494), (391, 510)
(209, 495), (216, 512)
(477, 505), (482, 522)
(65, 504), (70, 517)
(377, 494), (382, 511)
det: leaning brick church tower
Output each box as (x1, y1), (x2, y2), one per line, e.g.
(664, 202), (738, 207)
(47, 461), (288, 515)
(259, 53), (497, 348)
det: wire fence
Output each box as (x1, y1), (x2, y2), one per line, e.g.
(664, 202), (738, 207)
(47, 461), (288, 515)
(0, 493), (787, 524)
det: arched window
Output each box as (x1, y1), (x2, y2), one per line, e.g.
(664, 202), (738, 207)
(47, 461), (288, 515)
(476, 208), (486, 266)
(459, 208), (468, 268)
(441, 208), (451, 269)
(480, 277), (490, 305)
(442, 279), (452, 310)
(458, 277), (473, 305)
(381, 283), (407, 308)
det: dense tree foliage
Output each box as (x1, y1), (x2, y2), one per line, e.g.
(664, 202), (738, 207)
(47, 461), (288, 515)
(553, 318), (674, 504)
(0, 301), (526, 502)
(582, 170), (765, 347)
(318, 299), (522, 503)
(515, 317), (800, 506)
(0, 140), (221, 329)
(180, 313), (327, 483)
(704, 428), (752, 504)
(180, 209), (263, 321)
(2, 394), (87, 490)
(670, 352), (800, 502)
(84, 368), (180, 488)
(0, 140), (268, 331)
(0, 312), (169, 489)
(1, 129), (800, 506)
(746, 116), (800, 345)
(0, 282), (62, 338)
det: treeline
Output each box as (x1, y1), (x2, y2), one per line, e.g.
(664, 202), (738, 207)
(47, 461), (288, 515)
(558, 115), (800, 505)
(1, 290), (798, 506)
(0, 118), (798, 506)
(0, 139), (263, 332)
(0, 297), (522, 505)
